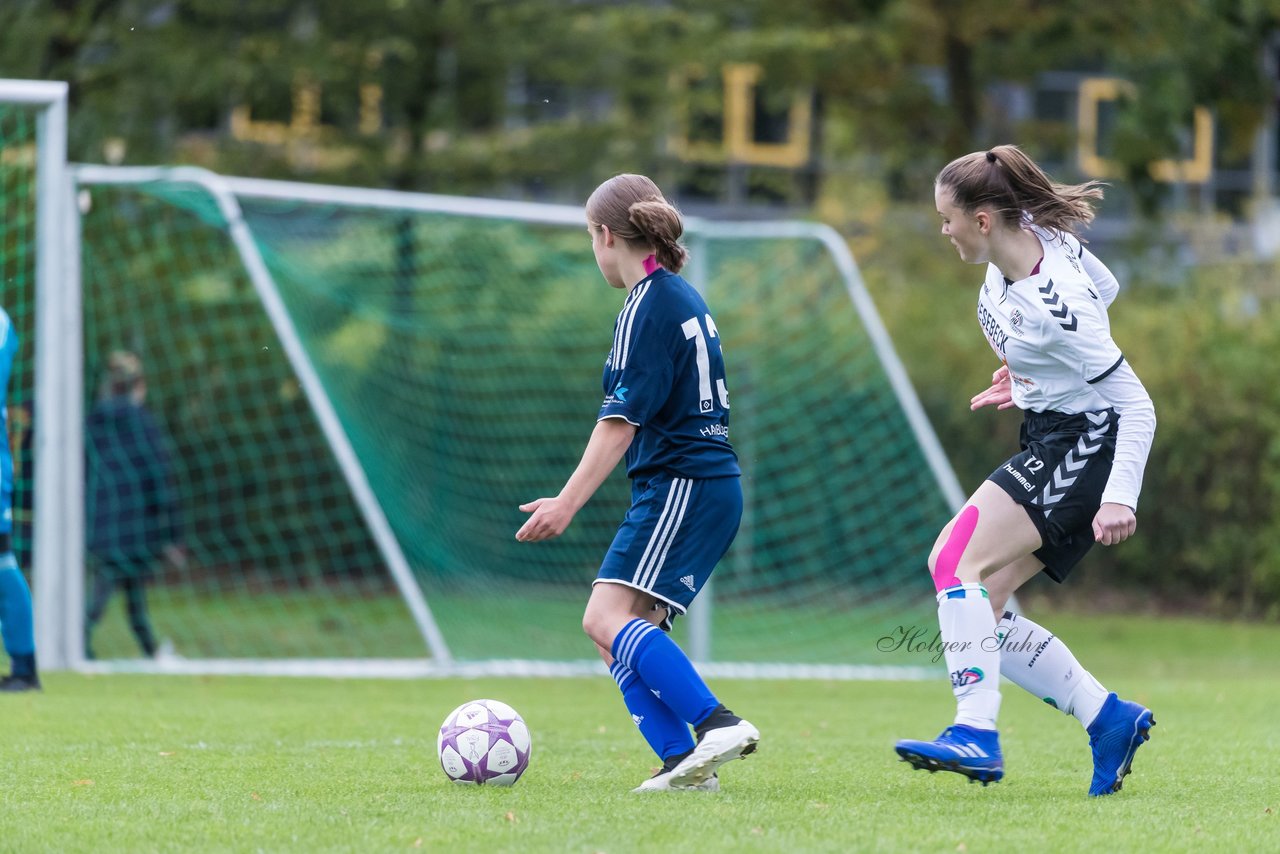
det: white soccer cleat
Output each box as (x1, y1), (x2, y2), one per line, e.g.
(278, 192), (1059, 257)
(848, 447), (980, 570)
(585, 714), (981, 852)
(632, 771), (720, 793)
(665, 720), (759, 789)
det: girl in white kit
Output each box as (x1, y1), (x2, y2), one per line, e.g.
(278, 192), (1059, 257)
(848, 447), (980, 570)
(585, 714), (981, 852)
(894, 145), (1157, 797)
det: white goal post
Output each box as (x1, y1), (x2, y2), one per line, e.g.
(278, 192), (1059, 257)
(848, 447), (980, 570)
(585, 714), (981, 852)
(0, 80), (79, 672)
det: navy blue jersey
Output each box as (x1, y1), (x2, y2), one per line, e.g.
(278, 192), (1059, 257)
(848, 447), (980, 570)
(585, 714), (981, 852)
(598, 269), (739, 481)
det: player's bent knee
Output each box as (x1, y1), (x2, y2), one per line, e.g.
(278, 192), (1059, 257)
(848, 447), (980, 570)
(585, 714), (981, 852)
(583, 582), (664, 648)
(581, 608), (607, 645)
(581, 601), (631, 648)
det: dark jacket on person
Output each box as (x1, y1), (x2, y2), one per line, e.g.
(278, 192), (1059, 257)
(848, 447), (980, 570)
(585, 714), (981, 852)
(86, 396), (180, 574)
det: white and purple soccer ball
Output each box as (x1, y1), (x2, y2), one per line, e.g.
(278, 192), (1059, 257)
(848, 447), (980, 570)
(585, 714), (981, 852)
(437, 699), (531, 786)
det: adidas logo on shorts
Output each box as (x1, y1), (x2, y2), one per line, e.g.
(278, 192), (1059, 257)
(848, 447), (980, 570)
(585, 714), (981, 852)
(680, 575), (696, 592)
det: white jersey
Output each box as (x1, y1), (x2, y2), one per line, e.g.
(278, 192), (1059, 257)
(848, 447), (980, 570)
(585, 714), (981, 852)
(977, 227), (1119, 413)
(976, 226), (1155, 509)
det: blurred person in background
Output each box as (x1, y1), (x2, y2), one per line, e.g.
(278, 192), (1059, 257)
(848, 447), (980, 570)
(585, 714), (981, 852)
(894, 145), (1157, 797)
(84, 351), (185, 660)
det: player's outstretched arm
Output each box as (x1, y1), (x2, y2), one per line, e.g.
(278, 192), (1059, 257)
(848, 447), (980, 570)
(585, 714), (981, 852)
(516, 417), (637, 542)
(970, 364), (1016, 411)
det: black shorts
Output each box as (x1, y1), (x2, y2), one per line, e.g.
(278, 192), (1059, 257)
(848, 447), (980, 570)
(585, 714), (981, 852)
(986, 408), (1117, 582)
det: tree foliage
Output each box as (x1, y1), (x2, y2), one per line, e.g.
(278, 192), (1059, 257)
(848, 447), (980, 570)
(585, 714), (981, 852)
(3, 0), (1277, 199)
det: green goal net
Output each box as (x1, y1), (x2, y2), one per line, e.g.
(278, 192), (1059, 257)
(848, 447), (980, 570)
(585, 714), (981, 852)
(65, 169), (959, 676)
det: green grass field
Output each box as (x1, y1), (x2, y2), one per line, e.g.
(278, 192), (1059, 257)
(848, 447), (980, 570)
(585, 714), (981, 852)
(3, 611), (1278, 853)
(84, 584), (943, 666)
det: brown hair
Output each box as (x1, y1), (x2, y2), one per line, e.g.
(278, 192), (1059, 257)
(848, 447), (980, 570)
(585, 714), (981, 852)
(936, 144), (1105, 237)
(585, 174), (689, 272)
(101, 350), (144, 398)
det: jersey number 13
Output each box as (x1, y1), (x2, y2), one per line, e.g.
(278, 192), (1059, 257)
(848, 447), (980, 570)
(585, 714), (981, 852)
(681, 314), (730, 413)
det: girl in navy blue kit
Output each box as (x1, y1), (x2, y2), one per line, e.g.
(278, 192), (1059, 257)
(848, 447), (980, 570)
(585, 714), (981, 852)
(517, 174), (758, 792)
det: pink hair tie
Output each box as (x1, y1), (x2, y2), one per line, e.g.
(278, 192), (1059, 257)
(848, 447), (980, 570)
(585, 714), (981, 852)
(642, 254), (660, 275)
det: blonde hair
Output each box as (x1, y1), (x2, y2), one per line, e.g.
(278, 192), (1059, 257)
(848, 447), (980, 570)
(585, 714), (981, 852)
(585, 174), (689, 272)
(937, 144), (1105, 237)
(101, 350), (144, 398)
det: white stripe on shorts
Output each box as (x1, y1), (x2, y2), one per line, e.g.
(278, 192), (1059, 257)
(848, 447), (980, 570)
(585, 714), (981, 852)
(648, 481), (692, 590)
(634, 477), (692, 592)
(631, 477), (685, 590)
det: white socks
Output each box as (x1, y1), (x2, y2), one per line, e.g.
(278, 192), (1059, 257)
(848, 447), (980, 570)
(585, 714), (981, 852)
(935, 588), (1112, 732)
(996, 610), (1109, 729)
(937, 583), (1001, 730)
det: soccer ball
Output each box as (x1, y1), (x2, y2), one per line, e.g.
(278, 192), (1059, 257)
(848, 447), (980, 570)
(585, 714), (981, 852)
(437, 699), (531, 786)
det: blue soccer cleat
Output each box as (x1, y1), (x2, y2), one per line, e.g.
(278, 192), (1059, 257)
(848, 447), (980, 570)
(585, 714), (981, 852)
(895, 724), (1004, 785)
(1086, 692), (1155, 796)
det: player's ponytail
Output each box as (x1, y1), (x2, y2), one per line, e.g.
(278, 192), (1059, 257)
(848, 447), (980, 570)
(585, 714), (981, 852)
(937, 144), (1105, 237)
(586, 174), (689, 272)
(627, 199), (689, 272)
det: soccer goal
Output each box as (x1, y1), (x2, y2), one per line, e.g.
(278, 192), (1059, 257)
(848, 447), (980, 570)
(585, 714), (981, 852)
(0, 80), (79, 673)
(4, 79), (967, 680)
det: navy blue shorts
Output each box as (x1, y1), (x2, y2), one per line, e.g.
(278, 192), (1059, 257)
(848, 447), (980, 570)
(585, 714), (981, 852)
(595, 474), (742, 628)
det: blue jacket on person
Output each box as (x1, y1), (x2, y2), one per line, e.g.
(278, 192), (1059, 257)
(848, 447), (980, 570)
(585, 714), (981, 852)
(86, 396), (180, 572)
